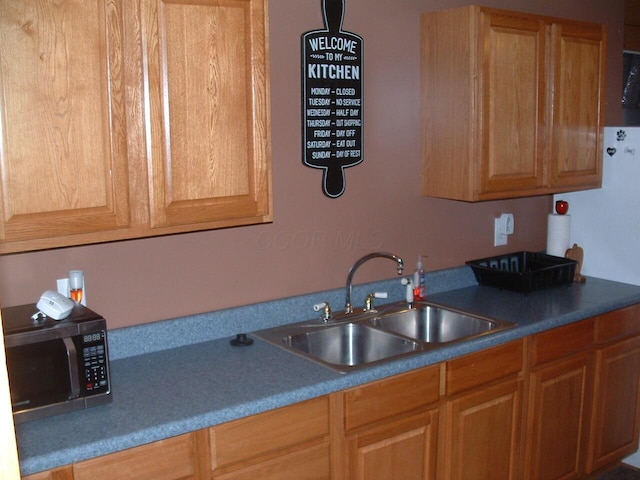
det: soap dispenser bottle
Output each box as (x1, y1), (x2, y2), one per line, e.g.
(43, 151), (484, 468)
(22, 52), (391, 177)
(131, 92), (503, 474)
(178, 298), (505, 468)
(413, 255), (426, 301)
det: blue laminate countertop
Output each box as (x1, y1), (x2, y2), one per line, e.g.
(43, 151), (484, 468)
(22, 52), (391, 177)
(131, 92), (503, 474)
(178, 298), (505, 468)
(14, 269), (640, 476)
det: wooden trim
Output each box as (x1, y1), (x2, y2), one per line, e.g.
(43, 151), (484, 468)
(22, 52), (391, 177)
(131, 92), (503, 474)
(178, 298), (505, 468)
(344, 364), (440, 432)
(530, 318), (595, 366)
(446, 339), (524, 396)
(596, 304), (640, 343)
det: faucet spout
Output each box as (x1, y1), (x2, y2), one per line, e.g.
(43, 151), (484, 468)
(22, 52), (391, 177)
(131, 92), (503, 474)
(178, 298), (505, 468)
(345, 252), (404, 314)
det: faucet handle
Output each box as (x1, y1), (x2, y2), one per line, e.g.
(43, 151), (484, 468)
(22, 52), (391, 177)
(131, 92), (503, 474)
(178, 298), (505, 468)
(313, 302), (333, 322)
(364, 292), (388, 311)
(401, 277), (414, 306)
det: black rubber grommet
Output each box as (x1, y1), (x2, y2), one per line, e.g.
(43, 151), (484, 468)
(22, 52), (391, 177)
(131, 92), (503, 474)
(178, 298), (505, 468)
(230, 333), (254, 346)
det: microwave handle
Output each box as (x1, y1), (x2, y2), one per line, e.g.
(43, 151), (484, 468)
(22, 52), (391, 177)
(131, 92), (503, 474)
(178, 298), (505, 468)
(63, 337), (81, 399)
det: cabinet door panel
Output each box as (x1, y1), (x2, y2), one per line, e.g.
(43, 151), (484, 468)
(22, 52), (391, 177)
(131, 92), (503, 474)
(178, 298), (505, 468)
(0, 0), (130, 244)
(480, 11), (546, 195)
(142, 0), (271, 229)
(440, 378), (522, 480)
(345, 364), (440, 431)
(588, 336), (640, 472)
(549, 22), (605, 189)
(214, 443), (330, 480)
(210, 396), (329, 470)
(73, 431), (208, 480)
(446, 339), (523, 396)
(348, 410), (437, 480)
(525, 353), (592, 480)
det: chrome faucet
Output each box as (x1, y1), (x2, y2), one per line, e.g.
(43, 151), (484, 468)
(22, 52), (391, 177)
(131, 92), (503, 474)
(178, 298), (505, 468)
(344, 252), (404, 314)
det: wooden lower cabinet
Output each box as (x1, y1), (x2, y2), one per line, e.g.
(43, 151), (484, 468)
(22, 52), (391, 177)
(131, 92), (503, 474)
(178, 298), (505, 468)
(346, 409), (438, 480)
(438, 340), (525, 480)
(342, 365), (441, 480)
(74, 431), (208, 480)
(523, 319), (595, 480)
(209, 396), (332, 479)
(212, 443), (330, 480)
(587, 335), (640, 472)
(524, 352), (593, 480)
(21, 307), (640, 480)
(439, 377), (523, 480)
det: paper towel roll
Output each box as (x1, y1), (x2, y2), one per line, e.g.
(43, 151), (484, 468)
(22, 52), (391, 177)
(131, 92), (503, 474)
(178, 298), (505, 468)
(547, 214), (571, 257)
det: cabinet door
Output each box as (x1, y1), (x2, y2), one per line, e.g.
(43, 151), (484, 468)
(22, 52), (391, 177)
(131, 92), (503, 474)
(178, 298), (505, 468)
(141, 0), (271, 230)
(347, 409), (438, 480)
(439, 378), (523, 480)
(0, 0), (130, 250)
(524, 352), (593, 480)
(73, 431), (209, 480)
(210, 396), (331, 479)
(213, 443), (330, 480)
(587, 336), (640, 472)
(479, 10), (547, 196)
(548, 22), (605, 190)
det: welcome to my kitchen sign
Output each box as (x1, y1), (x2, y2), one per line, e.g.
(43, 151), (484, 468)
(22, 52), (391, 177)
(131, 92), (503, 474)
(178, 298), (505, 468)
(302, 0), (363, 198)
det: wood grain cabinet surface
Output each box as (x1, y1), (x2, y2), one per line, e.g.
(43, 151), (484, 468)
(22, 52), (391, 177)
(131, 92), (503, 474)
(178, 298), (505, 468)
(523, 320), (596, 480)
(342, 365), (441, 480)
(420, 6), (605, 201)
(587, 305), (640, 473)
(0, 0), (271, 254)
(209, 396), (332, 479)
(0, 0), (131, 247)
(439, 340), (525, 480)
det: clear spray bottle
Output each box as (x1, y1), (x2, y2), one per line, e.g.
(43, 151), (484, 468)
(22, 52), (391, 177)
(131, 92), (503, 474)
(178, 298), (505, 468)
(413, 255), (426, 301)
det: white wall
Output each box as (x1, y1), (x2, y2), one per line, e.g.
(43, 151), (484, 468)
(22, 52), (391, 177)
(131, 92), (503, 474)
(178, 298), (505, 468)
(559, 127), (640, 287)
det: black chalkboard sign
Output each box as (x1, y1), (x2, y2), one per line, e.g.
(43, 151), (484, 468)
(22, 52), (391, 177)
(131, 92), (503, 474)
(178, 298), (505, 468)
(302, 0), (363, 198)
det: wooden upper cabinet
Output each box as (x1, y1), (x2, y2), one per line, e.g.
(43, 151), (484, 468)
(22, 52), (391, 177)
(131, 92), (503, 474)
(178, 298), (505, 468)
(0, 0), (271, 254)
(479, 12), (547, 196)
(141, 0), (271, 230)
(0, 0), (131, 248)
(549, 22), (606, 189)
(421, 6), (605, 201)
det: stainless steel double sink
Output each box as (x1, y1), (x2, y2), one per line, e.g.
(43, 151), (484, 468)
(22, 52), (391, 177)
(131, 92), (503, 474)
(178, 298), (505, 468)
(253, 301), (514, 373)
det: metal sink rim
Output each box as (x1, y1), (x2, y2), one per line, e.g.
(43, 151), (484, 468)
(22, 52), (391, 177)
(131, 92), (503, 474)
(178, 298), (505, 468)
(281, 322), (422, 370)
(368, 302), (511, 344)
(252, 301), (514, 373)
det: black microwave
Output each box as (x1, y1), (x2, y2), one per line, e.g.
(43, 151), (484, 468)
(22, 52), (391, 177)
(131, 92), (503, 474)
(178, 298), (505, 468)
(2, 302), (112, 423)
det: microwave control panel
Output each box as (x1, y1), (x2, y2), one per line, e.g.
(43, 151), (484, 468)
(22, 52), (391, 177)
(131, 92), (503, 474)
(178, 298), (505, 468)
(78, 331), (110, 395)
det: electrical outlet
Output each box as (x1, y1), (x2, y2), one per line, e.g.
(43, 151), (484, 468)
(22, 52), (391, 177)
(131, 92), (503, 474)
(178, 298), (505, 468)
(57, 278), (69, 297)
(494, 218), (508, 246)
(494, 213), (514, 247)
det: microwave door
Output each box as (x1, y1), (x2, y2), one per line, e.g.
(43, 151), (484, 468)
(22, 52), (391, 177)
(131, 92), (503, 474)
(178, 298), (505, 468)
(63, 337), (81, 399)
(6, 338), (78, 412)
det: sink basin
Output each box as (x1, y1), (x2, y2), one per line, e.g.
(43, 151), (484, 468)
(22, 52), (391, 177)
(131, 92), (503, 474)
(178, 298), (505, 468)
(282, 323), (421, 370)
(369, 304), (508, 343)
(252, 301), (514, 373)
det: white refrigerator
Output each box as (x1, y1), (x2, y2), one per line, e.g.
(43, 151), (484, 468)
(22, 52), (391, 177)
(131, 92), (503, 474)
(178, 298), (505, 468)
(559, 125), (640, 465)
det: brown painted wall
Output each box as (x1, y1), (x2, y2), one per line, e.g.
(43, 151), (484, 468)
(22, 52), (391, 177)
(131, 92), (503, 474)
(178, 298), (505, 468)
(0, 0), (624, 329)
